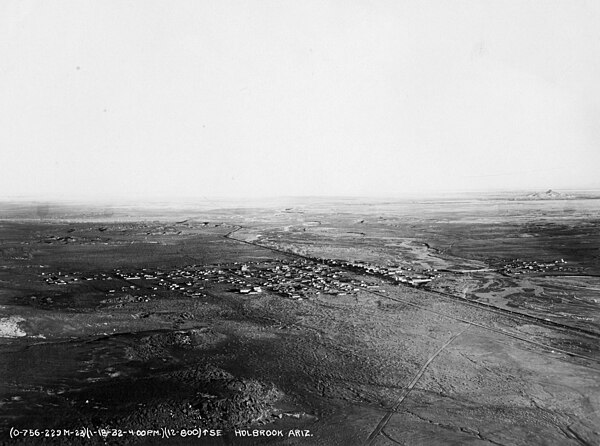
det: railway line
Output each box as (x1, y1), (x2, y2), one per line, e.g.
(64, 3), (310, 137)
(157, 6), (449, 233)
(222, 225), (599, 445)
(223, 227), (600, 363)
(226, 228), (598, 340)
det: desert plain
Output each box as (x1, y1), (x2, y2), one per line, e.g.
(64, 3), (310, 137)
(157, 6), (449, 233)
(1, 194), (599, 445)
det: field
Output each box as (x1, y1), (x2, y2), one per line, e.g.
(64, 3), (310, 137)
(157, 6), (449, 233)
(1, 197), (599, 445)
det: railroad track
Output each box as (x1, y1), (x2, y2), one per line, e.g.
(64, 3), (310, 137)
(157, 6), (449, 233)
(225, 229), (600, 335)
(220, 224), (600, 445)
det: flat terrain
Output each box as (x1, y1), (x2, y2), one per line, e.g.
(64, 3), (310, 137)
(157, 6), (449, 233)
(0, 197), (599, 445)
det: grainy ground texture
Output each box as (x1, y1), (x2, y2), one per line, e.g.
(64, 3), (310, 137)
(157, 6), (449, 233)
(1, 196), (599, 445)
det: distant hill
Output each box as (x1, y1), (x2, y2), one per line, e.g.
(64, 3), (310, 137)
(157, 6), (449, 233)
(519, 189), (576, 200)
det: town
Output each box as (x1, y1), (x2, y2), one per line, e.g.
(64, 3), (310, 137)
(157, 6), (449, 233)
(40, 256), (439, 303)
(495, 258), (583, 275)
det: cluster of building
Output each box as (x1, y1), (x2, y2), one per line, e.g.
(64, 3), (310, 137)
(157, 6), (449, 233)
(40, 255), (438, 303)
(316, 258), (436, 286)
(224, 259), (380, 299)
(498, 258), (578, 275)
(41, 271), (85, 285)
(112, 268), (209, 297)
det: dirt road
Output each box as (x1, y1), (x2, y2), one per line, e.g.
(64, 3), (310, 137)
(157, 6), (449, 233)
(1, 216), (599, 445)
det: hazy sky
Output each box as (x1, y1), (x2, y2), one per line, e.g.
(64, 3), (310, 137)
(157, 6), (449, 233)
(1, 0), (599, 199)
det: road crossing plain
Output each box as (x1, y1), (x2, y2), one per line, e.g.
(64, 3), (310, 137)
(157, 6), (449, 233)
(1, 196), (599, 445)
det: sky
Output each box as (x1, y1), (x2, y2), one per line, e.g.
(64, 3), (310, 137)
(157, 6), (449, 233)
(1, 0), (599, 200)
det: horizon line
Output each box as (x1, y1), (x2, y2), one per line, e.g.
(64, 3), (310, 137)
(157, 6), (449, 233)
(2, 188), (600, 204)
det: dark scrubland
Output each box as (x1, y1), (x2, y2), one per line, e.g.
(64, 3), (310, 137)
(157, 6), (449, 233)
(1, 197), (599, 445)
